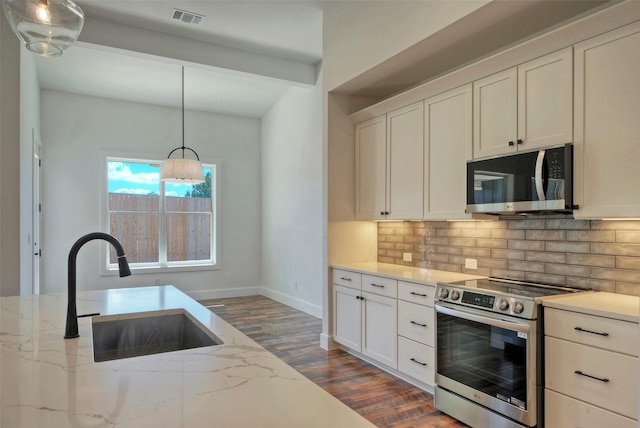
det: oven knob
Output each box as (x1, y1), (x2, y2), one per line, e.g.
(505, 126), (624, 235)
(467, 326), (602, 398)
(439, 288), (449, 299)
(513, 301), (525, 314)
(498, 299), (510, 311)
(450, 290), (460, 301)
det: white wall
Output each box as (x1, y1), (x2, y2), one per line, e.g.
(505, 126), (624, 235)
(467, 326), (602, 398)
(19, 49), (41, 296)
(260, 75), (323, 317)
(0, 16), (21, 297)
(40, 90), (262, 299)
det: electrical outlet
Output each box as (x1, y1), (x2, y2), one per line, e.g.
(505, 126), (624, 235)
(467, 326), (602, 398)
(464, 258), (478, 269)
(403, 252), (412, 262)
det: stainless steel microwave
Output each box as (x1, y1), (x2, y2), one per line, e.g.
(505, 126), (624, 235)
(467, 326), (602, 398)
(466, 144), (574, 214)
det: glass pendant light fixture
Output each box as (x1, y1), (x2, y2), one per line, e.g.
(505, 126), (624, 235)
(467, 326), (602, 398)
(160, 66), (205, 183)
(1, 0), (84, 57)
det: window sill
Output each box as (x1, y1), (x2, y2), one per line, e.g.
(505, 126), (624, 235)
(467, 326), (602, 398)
(101, 263), (220, 276)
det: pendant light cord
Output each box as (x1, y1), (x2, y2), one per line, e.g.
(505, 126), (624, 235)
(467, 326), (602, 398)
(181, 66), (185, 159)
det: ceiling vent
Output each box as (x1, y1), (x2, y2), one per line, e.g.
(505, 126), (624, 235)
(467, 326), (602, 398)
(170, 9), (204, 25)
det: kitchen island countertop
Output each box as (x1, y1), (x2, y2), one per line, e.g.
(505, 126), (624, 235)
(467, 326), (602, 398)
(0, 286), (375, 427)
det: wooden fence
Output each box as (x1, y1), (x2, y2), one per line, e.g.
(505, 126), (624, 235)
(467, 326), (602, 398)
(109, 193), (211, 263)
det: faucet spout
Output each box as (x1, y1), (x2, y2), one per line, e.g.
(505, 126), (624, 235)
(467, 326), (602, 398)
(65, 232), (131, 339)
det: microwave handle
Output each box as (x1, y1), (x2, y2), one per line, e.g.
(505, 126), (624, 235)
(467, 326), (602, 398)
(535, 150), (546, 201)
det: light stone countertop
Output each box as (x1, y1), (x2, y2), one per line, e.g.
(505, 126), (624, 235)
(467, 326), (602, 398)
(0, 286), (375, 428)
(332, 261), (486, 285)
(542, 291), (639, 323)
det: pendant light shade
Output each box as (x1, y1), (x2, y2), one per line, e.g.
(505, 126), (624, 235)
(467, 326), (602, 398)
(160, 67), (205, 183)
(1, 0), (84, 57)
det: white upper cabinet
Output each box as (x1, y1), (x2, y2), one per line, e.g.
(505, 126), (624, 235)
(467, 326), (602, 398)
(473, 48), (573, 159)
(386, 102), (424, 220)
(473, 68), (518, 158)
(356, 103), (424, 220)
(355, 116), (387, 220)
(573, 22), (640, 219)
(424, 84), (473, 220)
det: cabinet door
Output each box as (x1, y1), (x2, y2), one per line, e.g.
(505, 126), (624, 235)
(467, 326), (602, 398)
(387, 102), (424, 219)
(424, 84), (472, 220)
(355, 116), (387, 220)
(333, 285), (362, 351)
(473, 68), (518, 158)
(361, 291), (397, 369)
(573, 22), (640, 218)
(518, 47), (573, 150)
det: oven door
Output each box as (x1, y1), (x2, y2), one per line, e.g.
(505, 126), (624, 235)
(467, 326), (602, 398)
(435, 302), (537, 427)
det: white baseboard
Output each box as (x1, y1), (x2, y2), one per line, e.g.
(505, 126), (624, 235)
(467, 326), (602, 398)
(320, 333), (339, 350)
(187, 286), (261, 301)
(260, 287), (322, 319)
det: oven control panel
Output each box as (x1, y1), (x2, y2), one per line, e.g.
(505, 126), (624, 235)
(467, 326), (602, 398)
(436, 285), (535, 319)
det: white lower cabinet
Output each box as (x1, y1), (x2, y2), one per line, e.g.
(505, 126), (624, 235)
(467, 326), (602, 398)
(362, 291), (397, 369)
(544, 306), (639, 426)
(398, 336), (434, 385)
(333, 269), (436, 382)
(545, 389), (636, 428)
(333, 272), (398, 369)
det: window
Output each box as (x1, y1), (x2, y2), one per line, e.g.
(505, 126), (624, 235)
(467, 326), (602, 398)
(105, 158), (217, 272)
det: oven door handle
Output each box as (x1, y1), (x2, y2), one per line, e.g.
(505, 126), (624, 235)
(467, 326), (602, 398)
(435, 302), (531, 333)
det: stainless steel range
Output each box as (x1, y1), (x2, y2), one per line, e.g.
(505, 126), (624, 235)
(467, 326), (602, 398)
(434, 277), (587, 428)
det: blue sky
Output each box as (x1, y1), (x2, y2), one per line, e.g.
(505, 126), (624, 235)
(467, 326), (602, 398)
(108, 161), (194, 197)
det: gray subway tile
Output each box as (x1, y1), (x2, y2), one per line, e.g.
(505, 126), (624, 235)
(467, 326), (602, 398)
(509, 260), (545, 273)
(437, 228), (463, 237)
(437, 246), (462, 255)
(492, 249), (525, 260)
(508, 219), (546, 229)
(591, 268), (640, 283)
(509, 240), (545, 251)
(464, 267), (492, 276)
(591, 220), (640, 230)
(526, 251), (565, 263)
(462, 247), (492, 258)
(566, 277), (615, 292)
(614, 282), (640, 296)
(545, 241), (590, 253)
(617, 231), (640, 244)
(461, 229), (492, 238)
(378, 256), (394, 264)
(567, 230), (615, 242)
(490, 269), (525, 280)
(475, 220), (507, 229)
(591, 243), (640, 257)
(566, 253), (615, 268)
(526, 230), (565, 241)
(524, 272), (565, 285)
(546, 218), (591, 230)
(477, 238), (508, 249)
(546, 263), (590, 278)
(616, 256), (640, 270)
(449, 238), (477, 247)
(478, 258), (508, 269)
(436, 262), (462, 273)
(491, 229), (525, 239)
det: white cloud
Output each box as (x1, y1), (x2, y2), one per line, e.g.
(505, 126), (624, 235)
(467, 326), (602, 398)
(113, 188), (155, 195)
(108, 162), (158, 184)
(165, 191), (178, 197)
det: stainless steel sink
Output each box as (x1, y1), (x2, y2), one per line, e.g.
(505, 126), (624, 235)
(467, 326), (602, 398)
(91, 310), (222, 362)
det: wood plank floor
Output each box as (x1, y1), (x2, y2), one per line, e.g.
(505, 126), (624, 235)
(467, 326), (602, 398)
(202, 295), (467, 428)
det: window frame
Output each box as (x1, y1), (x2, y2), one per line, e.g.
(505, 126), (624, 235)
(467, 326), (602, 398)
(100, 154), (220, 275)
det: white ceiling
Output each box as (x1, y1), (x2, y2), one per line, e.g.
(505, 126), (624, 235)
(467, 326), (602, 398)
(33, 1), (325, 118)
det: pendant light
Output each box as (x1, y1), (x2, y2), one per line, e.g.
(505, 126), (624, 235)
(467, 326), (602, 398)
(1, 0), (84, 57)
(160, 66), (205, 183)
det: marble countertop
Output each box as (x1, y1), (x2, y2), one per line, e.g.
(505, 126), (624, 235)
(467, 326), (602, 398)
(332, 261), (486, 285)
(542, 291), (639, 323)
(0, 286), (375, 427)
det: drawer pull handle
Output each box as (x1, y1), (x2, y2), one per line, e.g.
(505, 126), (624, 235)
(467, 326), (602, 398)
(410, 321), (427, 327)
(574, 327), (609, 337)
(371, 284), (385, 288)
(340, 277), (352, 281)
(574, 370), (609, 383)
(410, 292), (427, 297)
(410, 358), (427, 366)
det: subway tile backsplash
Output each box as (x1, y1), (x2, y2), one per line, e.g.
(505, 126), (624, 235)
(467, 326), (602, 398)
(377, 218), (640, 296)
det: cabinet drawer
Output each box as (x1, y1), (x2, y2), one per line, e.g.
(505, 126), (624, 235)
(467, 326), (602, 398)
(332, 269), (361, 290)
(545, 336), (638, 419)
(362, 274), (397, 298)
(545, 307), (638, 356)
(398, 281), (435, 306)
(398, 336), (434, 386)
(398, 300), (434, 346)
(545, 389), (636, 428)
